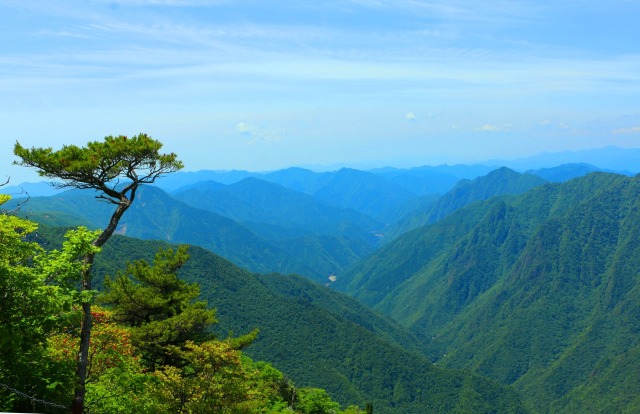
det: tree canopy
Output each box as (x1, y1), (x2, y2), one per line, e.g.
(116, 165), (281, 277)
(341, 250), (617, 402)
(100, 246), (217, 370)
(0, 195), (99, 412)
(13, 134), (183, 412)
(14, 134), (183, 202)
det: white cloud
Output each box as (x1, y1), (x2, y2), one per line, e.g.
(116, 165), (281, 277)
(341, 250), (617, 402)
(36, 29), (95, 39)
(612, 126), (640, 134)
(405, 112), (418, 121)
(538, 120), (569, 129)
(476, 124), (510, 132)
(106, 0), (230, 6)
(236, 122), (253, 134)
(236, 122), (282, 144)
(345, 0), (541, 27)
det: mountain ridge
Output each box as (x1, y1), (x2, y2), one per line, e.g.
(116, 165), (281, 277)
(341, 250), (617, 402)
(339, 172), (640, 412)
(85, 231), (528, 413)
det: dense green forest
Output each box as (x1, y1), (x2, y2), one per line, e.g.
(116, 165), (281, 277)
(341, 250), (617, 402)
(385, 167), (547, 239)
(2, 166), (553, 284)
(4, 184), (380, 284)
(24, 224), (527, 413)
(2, 135), (367, 413)
(340, 172), (640, 412)
(3, 136), (639, 413)
(1, 201), (363, 413)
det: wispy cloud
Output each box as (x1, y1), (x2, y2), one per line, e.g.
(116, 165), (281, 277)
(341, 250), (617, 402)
(236, 122), (283, 144)
(2, 0), (640, 174)
(405, 112), (418, 121)
(111, 0), (230, 6)
(539, 120), (569, 129)
(476, 124), (511, 132)
(36, 29), (96, 39)
(7, 0), (640, 102)
(346, 0), (541, 26)
(612, 126), (640, 135)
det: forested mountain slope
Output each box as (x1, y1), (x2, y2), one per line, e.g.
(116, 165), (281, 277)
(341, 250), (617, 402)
(6, 167), (545, 286)
(261, 167), (332, 194)
(425, 167), (546, 223)
(370, 164), (495, 195)
(308, 168), (418, 222)
(175, 177), (381, 238)
(76, 232), (528, 414)
(339, 172), (640, 413)
(7, 185), (378, 283)
(525, 163), (602, 182)
(7, 186), (308, 274)
(167, 166), (423, 223)
(386, 167), (546, 240)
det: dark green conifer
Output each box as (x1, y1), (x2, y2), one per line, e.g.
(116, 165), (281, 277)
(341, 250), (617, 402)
(100, 245), (216, 370)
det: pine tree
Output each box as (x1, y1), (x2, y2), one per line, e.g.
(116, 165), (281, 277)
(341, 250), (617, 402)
(99, 246), (216, 370)
(14, 134), (182, 412)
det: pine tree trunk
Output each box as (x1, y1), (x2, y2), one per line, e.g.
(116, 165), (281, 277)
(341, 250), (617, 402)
(72, 262), (94, 413)
(71, 201), (131, 413)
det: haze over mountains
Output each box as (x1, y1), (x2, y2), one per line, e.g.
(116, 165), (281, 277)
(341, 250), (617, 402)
(3, 145), (640, 412)
(5, 146), (636, 197)
(2, 163), (557, 282)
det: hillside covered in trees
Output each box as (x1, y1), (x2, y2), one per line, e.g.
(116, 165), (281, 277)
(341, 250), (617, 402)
(339, 172), (640, 412)
(1, 201), (367, 413)
(3, 137), (640, 413)
(2, 137), (532, 413)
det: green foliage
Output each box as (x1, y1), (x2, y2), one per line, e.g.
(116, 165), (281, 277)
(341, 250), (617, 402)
(296, 388), (342, 414)
(0, 196), (353, 413)
(46, 307), (149, 413)
(14, 134), (183, 191)
(87, 235), (528, 413)
(14, 133), (185, 412)
(4, 162), (556, 413)
(100, 246), (216, 370)
(95, 250), (351, 413)
(343, 172), (640, 413)
(0, 197), (100, 412)
(147, 340), (252, 413)
(0, 196), (51, 352)
(36, 226), (102, 295)
(0, 222), (345, 413)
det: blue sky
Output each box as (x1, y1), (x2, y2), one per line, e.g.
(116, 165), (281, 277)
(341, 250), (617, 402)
(2, 0), (640, 183)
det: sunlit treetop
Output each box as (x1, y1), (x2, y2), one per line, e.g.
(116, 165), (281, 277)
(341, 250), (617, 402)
(13, 133), (183, 204)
